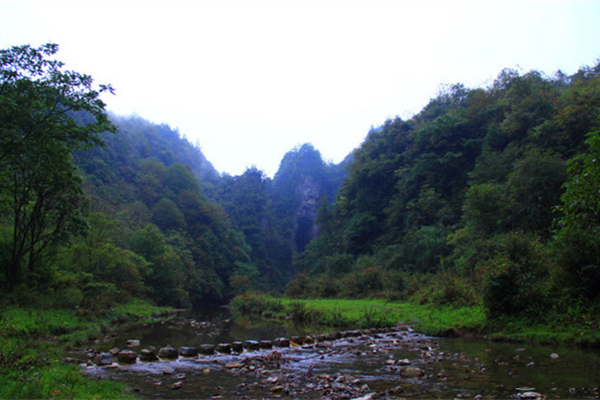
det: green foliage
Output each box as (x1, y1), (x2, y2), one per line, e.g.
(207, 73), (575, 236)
(287, 60), (600, 329)
(229, 291), (285, 318)
(482, 233), (550, 320)
(0, 43), (115, 287)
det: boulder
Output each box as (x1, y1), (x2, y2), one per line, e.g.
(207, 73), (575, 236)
(117, 350), (137, 364)
(126, 339), (141, 347)
(158, 346), (178, 360)
(259, 340), (273, 349)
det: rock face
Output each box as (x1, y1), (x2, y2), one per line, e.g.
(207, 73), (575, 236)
(293, 174), (322, 252)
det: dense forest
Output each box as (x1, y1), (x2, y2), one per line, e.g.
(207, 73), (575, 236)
(290, 64), (600, 325)
(0, 43), (348, 313)
(2, 42), (600, 328)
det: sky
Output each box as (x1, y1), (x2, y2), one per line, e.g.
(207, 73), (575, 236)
(1, 1), (599, 177)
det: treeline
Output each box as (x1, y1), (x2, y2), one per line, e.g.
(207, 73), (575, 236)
(290, 64), (600, 323)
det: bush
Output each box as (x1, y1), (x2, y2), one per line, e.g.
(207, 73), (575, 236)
(482, 232), (550, 320)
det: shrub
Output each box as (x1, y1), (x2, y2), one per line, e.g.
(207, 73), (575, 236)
(482, 232), (549, 320)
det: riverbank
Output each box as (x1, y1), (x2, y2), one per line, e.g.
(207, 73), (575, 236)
(0, 300), (173, 399)
(230, 293), (600, 346)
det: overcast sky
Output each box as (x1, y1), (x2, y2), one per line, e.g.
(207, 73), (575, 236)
(1, 1), (599, 177)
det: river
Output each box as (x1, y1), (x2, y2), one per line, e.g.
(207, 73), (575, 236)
(77, 307), (600, 399)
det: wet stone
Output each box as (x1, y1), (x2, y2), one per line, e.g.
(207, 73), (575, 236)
(118, 349), (137, 364)
(217, 343), (232, 353)
(400, 366), (424, 377)
(259, 340), (273, 349)
(274, 337), (290, 347)
(179, 346), (198, 357)
(232, 341), (244, 353)
(140, 349), (159, 362)
(243, 340), (260, 351)
(158, 346), (178, 360)
(198, 344), (215, 355)
(93, 352), (113, 366)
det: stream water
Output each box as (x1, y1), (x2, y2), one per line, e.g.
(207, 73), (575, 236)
(78, 307), (600, 399)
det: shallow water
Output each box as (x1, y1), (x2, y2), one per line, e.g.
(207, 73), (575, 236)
(80, 308), (600, 398)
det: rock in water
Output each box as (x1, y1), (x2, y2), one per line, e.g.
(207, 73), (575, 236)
(198, 344), (215, 355)
(117, 350), (137, 364)
(179, 346), (198, 357)
(140, 349), (159, 362)
(217, 343), (232, 353)
(93, 352), (113, 366)
(158, 346), (178, 360)
(400, 366), (423, 377)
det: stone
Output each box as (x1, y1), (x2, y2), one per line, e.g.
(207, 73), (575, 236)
(400, 366), (424, 377)
(290, 335), (305, 345)
(117, 349), (137, 364)
(109, 347), (120, 355)
(274, 337), (290, 347)
(93, 352), (113, 366)
(550, 353), (559, 359)
(179, 346), (198, 357)
(198, 344), (215, 355)
(243, 340), (259, 350)
(518, 392), (544, 399)
(158, 346), (178, 360)
(126, 339), (140, 347)
(217, 343), (231, 353)
(259, 340), (273, 349)
(140, 349), (159, 362)
(225, 362), (245, 369)
(231, 341), (244, 353)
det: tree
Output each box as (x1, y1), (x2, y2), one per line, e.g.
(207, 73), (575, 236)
(0, 43), (115, 286)
(552, 128), (600, 299)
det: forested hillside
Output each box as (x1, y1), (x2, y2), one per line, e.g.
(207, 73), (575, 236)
(0, 43), (347, 313)
(3, 42), (600, 329)
(69, 117), (347, 308)
(289, 63), (600, 323)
